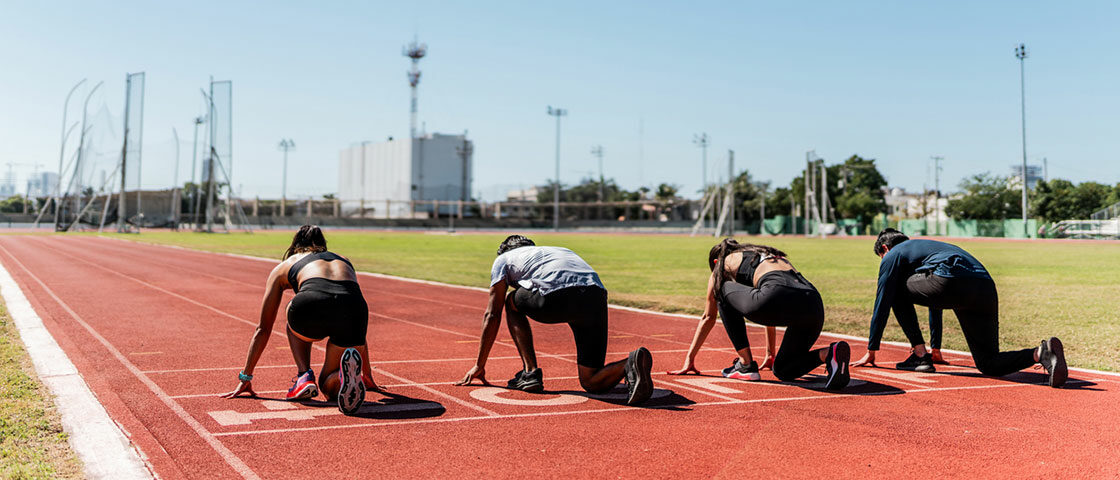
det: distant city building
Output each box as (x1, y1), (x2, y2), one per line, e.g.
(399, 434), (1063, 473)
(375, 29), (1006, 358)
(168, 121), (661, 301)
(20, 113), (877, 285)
(27, 172), (60, 197)
(338, 133), (473, 218)
(1009, 164), (1043, 188)
(884, 187), (947, 221)
(506, 186), (540, 202)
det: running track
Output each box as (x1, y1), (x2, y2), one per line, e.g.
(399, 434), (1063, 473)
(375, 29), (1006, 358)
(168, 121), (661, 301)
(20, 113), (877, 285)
(1, 235), (1117, 479)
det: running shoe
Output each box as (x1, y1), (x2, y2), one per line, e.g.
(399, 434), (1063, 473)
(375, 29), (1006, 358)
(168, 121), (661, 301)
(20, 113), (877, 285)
(823, 341), (851, 391)
(930, 348), (950, 365)
(1038, 337), (1067, 388)
(285, 370), (318, 401)
(506, 368), (544, 392)
(337, 348), (365, 415)
(624, 347), (654, 406)
(895, 351), (935, 372)
(721, 358), (761, 381)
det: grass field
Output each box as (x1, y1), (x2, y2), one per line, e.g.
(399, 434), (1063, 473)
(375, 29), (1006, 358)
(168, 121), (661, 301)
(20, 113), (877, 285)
(0, 304), (82, 479)
(99, 230), (1120, 372)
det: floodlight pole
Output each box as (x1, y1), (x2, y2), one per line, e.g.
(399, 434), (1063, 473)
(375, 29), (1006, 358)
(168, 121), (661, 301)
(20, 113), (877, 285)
(693, 133), (710, 230)
(931, 155), (943, 235)
(278, 139), (296, 217)
(172, 128), (180, 229)
(1016, 43), (1029, 238)
(190, 116), (203, 227)
(47, 79), (85, 228)
(591, 145), (604, 203)
(547, 106), (567, 231)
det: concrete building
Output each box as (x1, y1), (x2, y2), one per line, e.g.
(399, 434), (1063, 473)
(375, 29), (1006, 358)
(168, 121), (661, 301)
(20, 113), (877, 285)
(1009, 164), (1043, 188)
(27, 172), (60, 198)
(338, 133), (473, 218)
(884, 187), (948, 221)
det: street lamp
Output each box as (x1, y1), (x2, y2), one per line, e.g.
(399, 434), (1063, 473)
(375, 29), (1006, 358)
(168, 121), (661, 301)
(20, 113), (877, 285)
(547, 106), (567, 231)
(1016, 43), (1028, 237)
(278, 139), (295, 217)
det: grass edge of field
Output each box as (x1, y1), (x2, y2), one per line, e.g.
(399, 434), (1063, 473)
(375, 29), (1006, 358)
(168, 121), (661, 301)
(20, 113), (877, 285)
(0, 302), (84, 479)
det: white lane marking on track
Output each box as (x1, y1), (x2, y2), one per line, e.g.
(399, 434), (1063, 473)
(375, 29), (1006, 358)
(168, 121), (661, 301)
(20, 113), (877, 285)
(93, 235), (1120, 381)
(469, 387), (589, 406)
(0, 247), (154, 480)
(468, 386), (674, 406)
(208, 402), (444, 426)
(0, 243), (260, 480)
(35, 237), (502, 418)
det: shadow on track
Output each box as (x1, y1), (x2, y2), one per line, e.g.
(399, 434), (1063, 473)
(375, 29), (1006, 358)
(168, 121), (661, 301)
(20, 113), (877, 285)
(549, 385), (696, 410)
(285, 390), (448, 420)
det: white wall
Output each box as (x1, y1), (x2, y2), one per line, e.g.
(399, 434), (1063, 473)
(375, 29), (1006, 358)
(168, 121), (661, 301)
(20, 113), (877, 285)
(338, 133), (473, 217)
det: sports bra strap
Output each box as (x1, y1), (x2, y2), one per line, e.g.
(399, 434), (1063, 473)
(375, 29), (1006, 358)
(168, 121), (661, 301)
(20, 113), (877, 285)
(287, 251), (353, 291)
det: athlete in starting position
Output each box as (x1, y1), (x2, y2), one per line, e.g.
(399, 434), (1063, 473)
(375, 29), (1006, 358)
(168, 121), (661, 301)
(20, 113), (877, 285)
(670, 238), (851, 390)
(852, 228), (1068, 387)
(455, 235), (655, 406)
(221, 225), (381, 414)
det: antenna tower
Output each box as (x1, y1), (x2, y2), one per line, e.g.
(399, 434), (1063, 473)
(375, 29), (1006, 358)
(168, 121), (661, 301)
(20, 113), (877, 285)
(403, 38), (428, 139)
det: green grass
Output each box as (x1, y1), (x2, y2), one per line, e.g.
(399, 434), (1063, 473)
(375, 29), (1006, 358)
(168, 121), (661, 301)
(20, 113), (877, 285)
(0, 304), (83, 479)
(100, 230), (1120, 371)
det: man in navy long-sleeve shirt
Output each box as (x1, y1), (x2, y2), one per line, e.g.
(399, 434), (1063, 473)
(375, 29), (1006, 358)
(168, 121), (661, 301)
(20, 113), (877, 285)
(852, 229), (1069, 388)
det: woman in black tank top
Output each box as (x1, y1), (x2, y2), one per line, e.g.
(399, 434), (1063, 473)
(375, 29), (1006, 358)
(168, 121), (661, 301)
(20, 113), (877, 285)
(668, 238), (851, 391)
(221, 225), (381, 415)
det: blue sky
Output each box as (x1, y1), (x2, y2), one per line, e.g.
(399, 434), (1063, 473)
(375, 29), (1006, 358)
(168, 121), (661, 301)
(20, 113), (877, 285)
(2, 1), (1118, 201)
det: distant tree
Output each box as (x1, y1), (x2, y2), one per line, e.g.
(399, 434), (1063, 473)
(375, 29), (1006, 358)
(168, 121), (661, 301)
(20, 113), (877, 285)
(1033, 179), (1113, 222)
(767, 186), (793, 216)
(322, 193), (336, 200)
(0, 195), (27, 213)
(945, 173), (1021, 219)
(789, 154), (887, 222)
(654, 183), (679, 201)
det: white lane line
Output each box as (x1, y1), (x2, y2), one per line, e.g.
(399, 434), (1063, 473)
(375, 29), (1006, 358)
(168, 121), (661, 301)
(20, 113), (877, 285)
(147, 349), (698, 375)
(0, 244), (259, 480)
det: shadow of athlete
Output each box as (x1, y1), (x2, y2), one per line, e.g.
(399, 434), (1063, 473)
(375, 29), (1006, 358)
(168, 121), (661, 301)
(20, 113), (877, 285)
(221, 225), (383, 415)
(454, 235), (655, 406)
(668, 238), (851, 391)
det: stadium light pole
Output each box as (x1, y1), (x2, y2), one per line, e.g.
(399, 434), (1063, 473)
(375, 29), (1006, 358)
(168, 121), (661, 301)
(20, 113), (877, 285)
(1016, 43), (1028, 237)
(46, 79), (85, 227)
(693, 133), (709, 227)
(190, 116), (203, 226)
(278, 139), (295, 217)
(547, 106), (567, 231)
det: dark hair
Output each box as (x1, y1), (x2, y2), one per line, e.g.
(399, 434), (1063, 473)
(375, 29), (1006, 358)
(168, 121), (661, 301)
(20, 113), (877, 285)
(284, 225), (327, 259)
(708, 238), (787, 294)
(497, 234), (535, 256)
(873, 228), (909, 256)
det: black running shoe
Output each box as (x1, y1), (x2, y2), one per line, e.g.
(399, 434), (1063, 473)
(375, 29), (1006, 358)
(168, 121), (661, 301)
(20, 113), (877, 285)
(506, 368), (544, 392)
(624, 347), (654, 406)
(337, 348), (365, 415)
(824, 341), (850, 391)
(721, 358), (761, 381)
(895, 352), (935, 372)
(1039, 337), (1067, 388)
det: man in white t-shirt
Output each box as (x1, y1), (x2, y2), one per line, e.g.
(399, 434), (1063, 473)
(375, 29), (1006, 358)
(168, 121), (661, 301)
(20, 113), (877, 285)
(454, 235), (655, 406)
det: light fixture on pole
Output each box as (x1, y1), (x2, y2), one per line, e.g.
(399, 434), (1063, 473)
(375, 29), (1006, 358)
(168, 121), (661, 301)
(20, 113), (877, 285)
(278, 139), (295, 217)
(547, 106), (567, 231)
(1016, 43), (1029, 237)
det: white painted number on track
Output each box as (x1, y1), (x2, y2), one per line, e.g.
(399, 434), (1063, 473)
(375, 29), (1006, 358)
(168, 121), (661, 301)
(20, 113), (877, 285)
(208, 402), (442, 426)
(468, 386), (672, 406)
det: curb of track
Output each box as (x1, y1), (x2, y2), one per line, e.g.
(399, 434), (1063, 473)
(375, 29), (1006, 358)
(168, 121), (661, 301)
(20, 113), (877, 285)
(96, 234), (1120, 379)
(0, 255), (154, 479)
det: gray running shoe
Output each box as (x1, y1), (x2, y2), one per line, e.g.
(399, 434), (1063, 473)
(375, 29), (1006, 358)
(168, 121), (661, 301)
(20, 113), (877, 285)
(624, 347), (654, 406)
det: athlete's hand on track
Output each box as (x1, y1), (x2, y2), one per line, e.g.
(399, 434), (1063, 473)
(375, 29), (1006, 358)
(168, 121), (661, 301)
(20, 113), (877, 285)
(219, 381), (256, 399)
(365, 379), (388, 393)
(760, 354), (775, 371)
(851, 350), (877, 368)
(666, 363), (700, 375)
(454, 365), (489, 386)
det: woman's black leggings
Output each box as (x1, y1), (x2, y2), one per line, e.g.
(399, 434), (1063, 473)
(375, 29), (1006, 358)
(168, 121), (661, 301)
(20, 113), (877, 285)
(894, 273), (1036, 377)
(718, 271), (826, 381)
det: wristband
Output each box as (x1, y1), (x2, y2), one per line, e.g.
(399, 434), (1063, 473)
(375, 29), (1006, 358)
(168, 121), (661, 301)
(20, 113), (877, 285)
(238, 371), (253, 382)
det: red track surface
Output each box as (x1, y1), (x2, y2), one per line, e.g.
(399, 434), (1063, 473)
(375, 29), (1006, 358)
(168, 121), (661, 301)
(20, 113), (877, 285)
(1, 235), (1117, 479)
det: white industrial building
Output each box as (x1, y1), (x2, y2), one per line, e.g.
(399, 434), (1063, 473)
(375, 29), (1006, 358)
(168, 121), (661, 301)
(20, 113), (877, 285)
(338, 133), (473, 218)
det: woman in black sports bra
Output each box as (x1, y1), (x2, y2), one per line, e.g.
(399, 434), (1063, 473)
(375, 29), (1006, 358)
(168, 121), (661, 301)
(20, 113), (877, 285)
(221, 225), (380, 415)
(668, 238), (851, 390)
